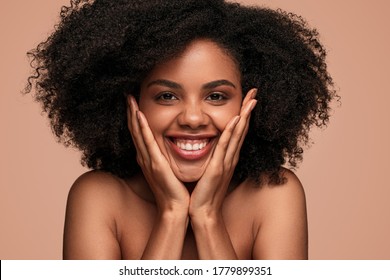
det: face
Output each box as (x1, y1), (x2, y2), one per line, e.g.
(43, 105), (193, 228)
(139, 39), (242, 182)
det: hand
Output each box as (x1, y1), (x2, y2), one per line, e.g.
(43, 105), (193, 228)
(127, 95), (190, 215)
(189, 88), (258, 220)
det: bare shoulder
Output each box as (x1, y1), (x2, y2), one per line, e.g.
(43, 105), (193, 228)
(255, 168), (306, 205)
(68, 170), (128, 204)
(247, 168), (308, 259)
(240, 168), (306, 209)
(66, 170), (131, 222)
(63, 170), (129, 259)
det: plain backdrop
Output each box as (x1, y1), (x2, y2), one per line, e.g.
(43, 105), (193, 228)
(1, 0), (389, 259)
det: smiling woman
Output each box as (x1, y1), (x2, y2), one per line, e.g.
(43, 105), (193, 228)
(25, 0), (336, 260)
(137, 40), (246, 183)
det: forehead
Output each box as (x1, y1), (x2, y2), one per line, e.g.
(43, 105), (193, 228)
(142, 39), (241, 85)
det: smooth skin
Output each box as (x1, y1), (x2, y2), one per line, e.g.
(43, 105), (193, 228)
(63, 40), (308, 260)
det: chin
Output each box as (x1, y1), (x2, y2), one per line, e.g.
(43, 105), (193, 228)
(177, 174), (202, 183)
(173, 169), (204, 183)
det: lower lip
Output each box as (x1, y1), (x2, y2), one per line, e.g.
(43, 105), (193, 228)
(167, 139), (215, 161)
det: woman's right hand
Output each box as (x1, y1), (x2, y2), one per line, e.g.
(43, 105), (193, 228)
(127, 96), (189, 259)
(127, 95), (190, 216)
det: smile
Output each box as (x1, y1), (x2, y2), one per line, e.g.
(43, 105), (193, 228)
(167, 136), (216, 161)
(173, 139), (209, 151)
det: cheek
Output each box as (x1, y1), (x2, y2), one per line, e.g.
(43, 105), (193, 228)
(140, 105), (178, 136)
(207, 104), (241, 131)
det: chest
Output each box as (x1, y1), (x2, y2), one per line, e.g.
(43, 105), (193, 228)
(181, 220), (253, 259)
(118, 203), (255, 260)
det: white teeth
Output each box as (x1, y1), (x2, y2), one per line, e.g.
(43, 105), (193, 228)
(174, 139), (209, 151)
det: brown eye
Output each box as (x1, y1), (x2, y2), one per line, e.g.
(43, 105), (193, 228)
(206, 93), (226, 101)
(157, 92), (178, 101)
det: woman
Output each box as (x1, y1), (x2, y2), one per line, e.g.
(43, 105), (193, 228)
(26, 0), (336, 259)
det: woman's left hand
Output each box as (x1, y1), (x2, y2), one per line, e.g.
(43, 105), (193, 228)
(189, 88), (257, 220)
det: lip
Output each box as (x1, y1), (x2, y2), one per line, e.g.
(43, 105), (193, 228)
(165, 134), (217, 161)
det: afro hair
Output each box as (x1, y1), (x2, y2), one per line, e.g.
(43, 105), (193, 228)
(26, 0), (337, 185)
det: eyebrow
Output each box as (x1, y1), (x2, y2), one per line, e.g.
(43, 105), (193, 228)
(146, 79), (237, 89)
(202, 79), (236, 89)
(146, 79), (182, 89)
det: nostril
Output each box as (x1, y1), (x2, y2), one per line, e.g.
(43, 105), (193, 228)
(177, 107), (210, 128)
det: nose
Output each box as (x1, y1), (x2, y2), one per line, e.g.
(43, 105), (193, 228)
(177, 101), (210, 129)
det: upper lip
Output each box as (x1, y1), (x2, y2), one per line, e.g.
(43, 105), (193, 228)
(166, 133), (218, 140)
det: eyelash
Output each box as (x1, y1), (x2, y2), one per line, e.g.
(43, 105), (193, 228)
(155, 92), (178, 101)
(206, 92), (227, 101)
(154, 91), (228, 104)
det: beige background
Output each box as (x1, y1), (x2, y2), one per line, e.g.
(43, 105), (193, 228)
(1, 0), (389, 259)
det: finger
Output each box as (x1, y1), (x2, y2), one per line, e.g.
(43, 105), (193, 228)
(209, 94), (257, 167)
(208, 115), (241, 165)
(233, 88), (256, 141)
(240, 97), (257, 138)
(233, 99), (257, 161)
(242, 88), (257, 107)
(137, 111), (167, 164)
(126, 99), (137, 143)
(225, 99), (257, 163)
(126, 95), (139, 145)
(219, 89), (257, 158)
(127, 95), (149, 163)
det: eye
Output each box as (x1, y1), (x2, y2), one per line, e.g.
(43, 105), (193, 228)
(206, 92), (227, 102)
(156, 92), (178, 101)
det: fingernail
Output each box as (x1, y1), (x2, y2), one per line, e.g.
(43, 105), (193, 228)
(252, 88), (258, 98)
(127, 95), (134, 108)
(127, 95), (132, 105)
(250, 100), (257, 110)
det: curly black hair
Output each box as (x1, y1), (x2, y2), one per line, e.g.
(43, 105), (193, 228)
(26, 0), (336, 185)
